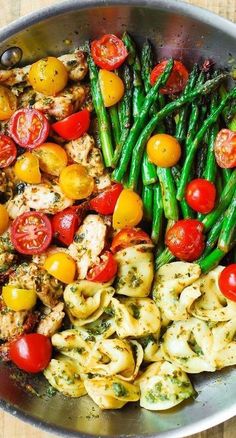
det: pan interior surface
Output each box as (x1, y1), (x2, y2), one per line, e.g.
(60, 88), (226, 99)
(0, 1), (235, 437)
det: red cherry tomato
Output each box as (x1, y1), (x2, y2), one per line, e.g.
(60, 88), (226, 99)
(185, 178), (216, 214)
(9, 333), (52, 373)
(218, 264), (236, 301)
(89, 183), (123, 215)
(111, 227), (152, 253)
(0, 134), (17, 168)
(52, 109), (90, 141)
(9, 108), (50, 149)
(86, 251), (118, 282)
(11, 211), (52, 255)
(91, 34), (128, 71)
(165, 219), (205, 261)
(51, 206), (83, 246)
(150, 60), (189, 94)
(214, 129), (236, 168)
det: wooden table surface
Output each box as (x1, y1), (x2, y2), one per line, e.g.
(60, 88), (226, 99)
(0, 0), (235, 437)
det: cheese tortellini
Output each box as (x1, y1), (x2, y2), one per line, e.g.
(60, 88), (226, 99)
(212, 319), (236, 369)
(84, 376), (140, 410)
(162, 317), (216, 373)
(44, 355), (86, 397)
(114, 244), (154, 297)
(64, 280), (115, 326)
(136, 361), (194, 410)
(111, 297), (161, 338)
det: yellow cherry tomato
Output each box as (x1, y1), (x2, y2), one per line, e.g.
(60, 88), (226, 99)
(2, 286), (37, 311)
(59, 164), (94, 200)
(99, 69), (124, 107)
(0, 85), (17, 121)
(0, 204), (9, 235)
(28, 57), (68, 96)
(43, 252), (76, 284)
(147, 133), (181, 167)
(113, 189), (143, 229)
(14, 152), (41, 184)
(33, 142), (68, 176)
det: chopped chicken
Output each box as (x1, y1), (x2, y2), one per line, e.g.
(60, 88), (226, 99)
(8, 262), (64, 308)
(94, 173), (111, 191)
(0, 299), (29, 341)
(68, 214), (107, 279)
(6, 181), (73, 219)
(36, 303), (65, 337)
(32, 246), (67, 267)
(0, 230), (14, 254)
(0, 49), (88, 87)
(0, 252), (16, 274)
(19, 84), (89, 120)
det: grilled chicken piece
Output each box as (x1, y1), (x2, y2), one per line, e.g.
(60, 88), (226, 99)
(68, 214), (107, 279)
(36, 303), (65, 337)
(0, 299), (29, 341)
(19, 84), (89, 120)
(0, 49), (88, 87)
(0, 253), (16, 274)
(8, 262), (64, 308)
(6, 181), (73, 219)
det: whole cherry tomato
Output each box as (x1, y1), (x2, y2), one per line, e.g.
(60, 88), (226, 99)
(90, 183), (123, 215)
(91, 34), (128, 71)
(86, 251), (117, 282)
(9, 333), (52, 373)
(185, 178), (216, 214)
(218, 264), (236, 301)
(165, 219), (205, 261)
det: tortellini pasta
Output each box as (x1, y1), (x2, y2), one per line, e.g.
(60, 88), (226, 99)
(44, 355), (86, 397)
(85, 339), (143, 381)
(153, 262), (201, 323)
(139, 335), (163, 363)
(114, 244), (154, 297)
(211, 318), (236, 369)
(189, 266), (236, 322)
(136, 361), (194, 410)
(64, 280), (115, 326)
(84, 376), (140, 410)
(111, 297), (161, 338)
(162, 317), (216, 373)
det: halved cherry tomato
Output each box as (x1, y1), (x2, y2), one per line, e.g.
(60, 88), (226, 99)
(87, 251), (117, 282)
(214, 129), (236, 168)
(9, 108), (50, 149)
(111, 228), (152, 253)
(11, 211), (52, 255)
(0, 85), (17, 120)
(91, 34), (128, 71)
(90, 183), (123, 215)
(52, 109), (90, 141)
(2, 286), (37, 311)
(51, 206), (83, 246)
(150, 60), (189, 94)
(218, 264), (236, 301)
(14, 152), (41, 184)
(0, 204), (9, 235)
(185, 178), (216, 214)
(33, 142), (68, 176)
(147, 133), (181, 167)
(43, 252), (76, 284)
(165, 219), (205, 261)
(0, 135), (17, 168)
(9, 333), (52, 373)
(113, 189), (143, 229)
(99, 70), (125, 107)
(28, 57), (68, 96)
(59, 164), (94, 200)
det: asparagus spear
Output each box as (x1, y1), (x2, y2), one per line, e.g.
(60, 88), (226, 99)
(177, 86), (236, 200)
(112, 59), (174, 182)
(87, 49), (113, 167)
(109, 105), (121, 150)
(142, 185), (153, 222)
(218, 189), (236, 252)
(151, 185), (164, 244)
(156, 167), (179, 221)
(155, 247), (175, 270)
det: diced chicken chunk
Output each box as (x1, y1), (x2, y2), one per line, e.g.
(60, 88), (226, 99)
(0, 49), (88, 87)
(8, 262), (64, 308)
(0, 299), (29, 341)
(36, 303), (65, 337)
(68, 215), (107, 279)
(6, 181), (73, 219)
(65, 134), (104, 177)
